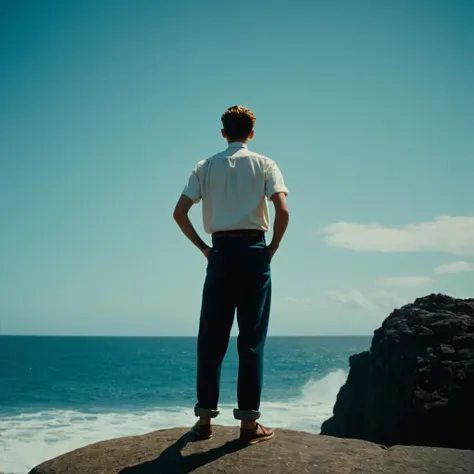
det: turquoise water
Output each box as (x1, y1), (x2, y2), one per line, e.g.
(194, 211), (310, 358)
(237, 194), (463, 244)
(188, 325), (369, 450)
(0, 336), (370, 473)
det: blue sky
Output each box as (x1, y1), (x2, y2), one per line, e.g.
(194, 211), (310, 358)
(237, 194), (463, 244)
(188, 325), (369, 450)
(1, 0), (473, 336)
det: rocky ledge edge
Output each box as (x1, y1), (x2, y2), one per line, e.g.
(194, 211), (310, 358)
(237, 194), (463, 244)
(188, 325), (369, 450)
(29, 426), (474, 474)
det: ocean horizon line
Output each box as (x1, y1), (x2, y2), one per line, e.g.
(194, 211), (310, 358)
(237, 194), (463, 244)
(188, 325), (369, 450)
(0, 334), (372, 338)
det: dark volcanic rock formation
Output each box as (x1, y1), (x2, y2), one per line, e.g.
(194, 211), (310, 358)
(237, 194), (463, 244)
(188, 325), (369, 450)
(321, 294), (474, 450)
(29, 426), (474, 474)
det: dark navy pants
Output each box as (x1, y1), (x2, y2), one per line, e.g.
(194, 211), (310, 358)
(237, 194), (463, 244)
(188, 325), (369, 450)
(195, 234), (271, 421)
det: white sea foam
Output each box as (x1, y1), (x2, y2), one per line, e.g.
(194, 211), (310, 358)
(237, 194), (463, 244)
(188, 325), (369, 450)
(0, 369), (346, 474)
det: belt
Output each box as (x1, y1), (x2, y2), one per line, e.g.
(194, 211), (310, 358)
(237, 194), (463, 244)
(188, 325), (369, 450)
(212, 229), (264, 238)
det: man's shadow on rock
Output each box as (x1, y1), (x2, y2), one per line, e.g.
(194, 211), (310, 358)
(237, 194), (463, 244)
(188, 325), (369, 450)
(119, 432), (246, 474)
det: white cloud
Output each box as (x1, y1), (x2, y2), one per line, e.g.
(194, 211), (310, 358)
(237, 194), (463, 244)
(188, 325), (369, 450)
(370, 290), (406, 307)
(322, 216), (474, 256)
(285, 296), (313, 304)
(325, 290), (378, 311)
(434, 261), (473, 274)
(325, 289), (405, 312)
(378, 276), (433, 287)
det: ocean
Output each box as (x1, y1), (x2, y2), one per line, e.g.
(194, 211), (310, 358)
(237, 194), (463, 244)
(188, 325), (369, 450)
(0, 336), (371, 473)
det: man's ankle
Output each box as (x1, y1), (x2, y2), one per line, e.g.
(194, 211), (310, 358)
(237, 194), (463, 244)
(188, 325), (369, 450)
(200, 417), (211, 425)
(241, 420), (257, 430)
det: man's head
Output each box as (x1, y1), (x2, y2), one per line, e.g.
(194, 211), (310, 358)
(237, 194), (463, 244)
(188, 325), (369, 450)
(221, 105), (256, 143)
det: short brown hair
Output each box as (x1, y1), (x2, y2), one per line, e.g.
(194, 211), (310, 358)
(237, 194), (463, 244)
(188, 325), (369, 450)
(221, 106), (256, 141)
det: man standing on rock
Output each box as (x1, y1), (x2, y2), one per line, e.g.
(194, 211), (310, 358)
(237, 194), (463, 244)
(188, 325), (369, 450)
(173, 105), (289, 444)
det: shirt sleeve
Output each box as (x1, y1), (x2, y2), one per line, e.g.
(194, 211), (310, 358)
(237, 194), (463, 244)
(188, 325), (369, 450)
(265, 161), (289, 199)
(182, 166), (202, 203)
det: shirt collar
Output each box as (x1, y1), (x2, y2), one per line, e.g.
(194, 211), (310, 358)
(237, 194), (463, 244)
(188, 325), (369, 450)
(227, 141), (248, 149)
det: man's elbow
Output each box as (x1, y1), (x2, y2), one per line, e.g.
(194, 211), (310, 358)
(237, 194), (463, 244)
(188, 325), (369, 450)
(283, 211), (290, 224)
(173, 208), (183, 223)
(276, 207), (290, 220)
(173, 195), (194, 223)
(173, 207), (191, 225)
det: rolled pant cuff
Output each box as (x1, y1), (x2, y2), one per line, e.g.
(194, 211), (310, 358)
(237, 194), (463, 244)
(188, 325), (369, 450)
(194, 404), (220, 418)
(233, 409), (261, 421)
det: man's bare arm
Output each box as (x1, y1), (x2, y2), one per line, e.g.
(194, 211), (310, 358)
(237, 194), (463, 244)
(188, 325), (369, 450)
(173, 195), (210, 258)
(268, 192), (289, 258)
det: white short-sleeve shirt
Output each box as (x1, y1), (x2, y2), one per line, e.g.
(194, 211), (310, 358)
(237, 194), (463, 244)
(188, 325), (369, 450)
(182, 142), (288, 234)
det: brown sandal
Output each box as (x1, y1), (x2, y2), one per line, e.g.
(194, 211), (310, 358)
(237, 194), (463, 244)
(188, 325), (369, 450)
(190, 421), (213, 440)
(240, 423), (275, 445)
